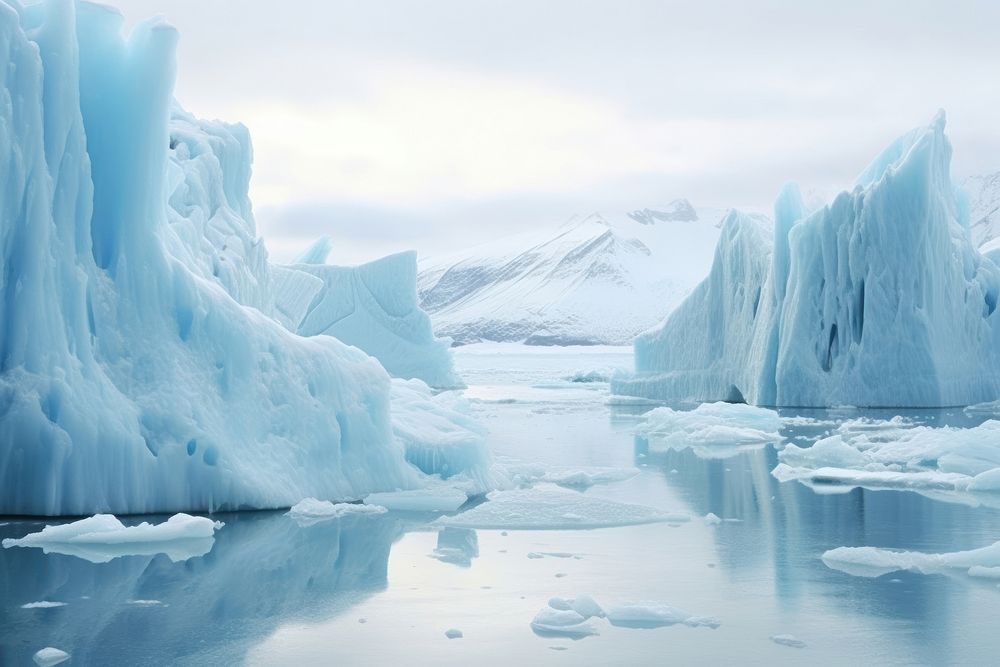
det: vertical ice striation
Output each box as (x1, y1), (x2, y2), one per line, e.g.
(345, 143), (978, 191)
(615, 112), (1000, 407)
(0, 1), (479, 515)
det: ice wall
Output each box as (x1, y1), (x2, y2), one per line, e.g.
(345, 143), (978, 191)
(0, 1), (478, 515)
(615, 112), (1000, 407)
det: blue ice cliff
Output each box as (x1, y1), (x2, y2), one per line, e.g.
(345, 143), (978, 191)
(614, 112), (1000, 407)
(0, 0), (483, 515)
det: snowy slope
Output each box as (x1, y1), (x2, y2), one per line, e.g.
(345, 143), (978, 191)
(963, 171), (1000, 250)
(417, 203), (724, 346)
(0, 1), (484, 515)
(615, 112), (1000, 408)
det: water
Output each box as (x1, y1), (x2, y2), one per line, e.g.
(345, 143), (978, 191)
(3, 345), (1000, 665)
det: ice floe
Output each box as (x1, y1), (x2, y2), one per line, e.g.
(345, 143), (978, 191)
(364, 488), (468, 512)
(770, 634), (807, 648)
(21, 601), (67, 609)
(434, 486), (688, 530)
(822, 540), (1000, 579)
(287, 498), (388, 526)
(32, 648), (70, 667)
(2, 513), (223, 563)
(636, 403), (781, 457)
(605, 603), (720, 629)
(430, 528), (480, 567)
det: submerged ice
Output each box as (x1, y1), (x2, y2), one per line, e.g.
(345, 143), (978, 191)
(0, 1), (485, 515)
(615, 112), (1000, 408)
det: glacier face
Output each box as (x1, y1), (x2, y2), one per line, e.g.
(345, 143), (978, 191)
(0, 1), (480, 515)
(417, 207), (723, 346)
(615, 112), (1000, 408)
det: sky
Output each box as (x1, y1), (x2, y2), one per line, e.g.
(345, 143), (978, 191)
(111, 0), (1000, 264)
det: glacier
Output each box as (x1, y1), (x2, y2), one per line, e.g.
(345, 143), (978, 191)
(614, 112), (1000, 408)
(0, 1), (483, 515)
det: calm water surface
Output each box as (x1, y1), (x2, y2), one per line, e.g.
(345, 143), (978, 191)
(2, 345), (999, 665)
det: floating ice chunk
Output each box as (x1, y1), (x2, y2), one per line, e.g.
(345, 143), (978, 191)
(431, 528), (479, 567)
(444, 628), (463, 639)
(822, 540), (1000, 579)
(545, 594), (604, 619)
(21, 601), (67, 609)
(434, 486), (687, 530)
(33, 648), (70, 667)
(364, 488), (468, 512)
(773, 419), (1000, 499)
(969, 566), (1000, 579)
(529, 552), (578, 560)
(704, 513), (722, 525)
(605, 602), (720, 629)
(636, 403), (781, 456)
(770, 634), (806, 648)
(287, 499), (387, 526)
(530, 607), (599, 638)
(127, 599), (166, 606)
(2, 513), (223, 563)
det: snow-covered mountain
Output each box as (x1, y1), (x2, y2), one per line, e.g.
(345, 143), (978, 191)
(964, 171), (1000, 250)
(417, 202), (725, 346)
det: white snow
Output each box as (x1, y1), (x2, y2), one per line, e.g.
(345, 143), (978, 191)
(433, 485), (688, 530)
(0, 4), (482, 515)
(822, 540), (1000, 579)
(32, 648), (70, 667)
(615, 112), (1000, 408)
(418, 207), (724, 346)
(21, 601), (67, 609)
(364, 488), (469, 512)
(287, 498), (387, 526)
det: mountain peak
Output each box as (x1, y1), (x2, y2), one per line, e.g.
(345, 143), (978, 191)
(627, 199), (699, 225)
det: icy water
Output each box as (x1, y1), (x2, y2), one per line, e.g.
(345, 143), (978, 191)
(3, 345), (1000, 665)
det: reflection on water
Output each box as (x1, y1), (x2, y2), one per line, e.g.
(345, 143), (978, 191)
(0, 512), (406, 666)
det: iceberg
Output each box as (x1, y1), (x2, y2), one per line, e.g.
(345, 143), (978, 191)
(635, 402), (782, 454)
(0, 2), (481, 515)
(822, 540), (1000, 579)
(614, 112), (1000, 407)
(274, 251), (462, 388)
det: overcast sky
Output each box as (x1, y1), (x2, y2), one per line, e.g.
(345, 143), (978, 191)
(111, 0), (1000, 264)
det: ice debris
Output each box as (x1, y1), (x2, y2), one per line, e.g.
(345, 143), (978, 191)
(32, 648), (70, 667)
(287, 498), (387, 526)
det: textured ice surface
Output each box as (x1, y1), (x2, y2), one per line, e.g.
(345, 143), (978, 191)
(274, 252), (461, 388)
(32, 647), (70, 667)
(418, 208), (723, 345)
(390, 379), (492, 492)
(434, 486), (687, 530)
(635, 403), (782, 454)
(286, 499), (387, 527)
(772, 418), (1000, 497)
(0, 2), (479, 514)
(615, 113), (1000, 407)
(822, 540), (1000, 579)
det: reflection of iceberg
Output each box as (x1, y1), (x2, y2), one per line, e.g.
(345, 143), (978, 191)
(430, 527), (479, 567)
(0, 512), (403, 665)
